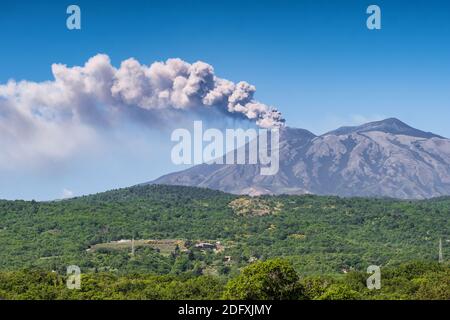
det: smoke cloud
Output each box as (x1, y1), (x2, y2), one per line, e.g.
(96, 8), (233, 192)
(0, 54), (284, 169)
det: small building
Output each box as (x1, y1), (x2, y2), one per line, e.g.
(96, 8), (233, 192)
(195, 242), (216, 250)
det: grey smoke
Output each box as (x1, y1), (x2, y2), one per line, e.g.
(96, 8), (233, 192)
(0, 54), (284, 169)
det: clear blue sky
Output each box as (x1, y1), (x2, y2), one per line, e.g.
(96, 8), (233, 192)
(0, 0), (449, 200)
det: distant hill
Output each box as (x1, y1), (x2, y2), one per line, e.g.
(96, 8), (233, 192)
(152, 118), (450, 199)
(0, 184), (448, 275)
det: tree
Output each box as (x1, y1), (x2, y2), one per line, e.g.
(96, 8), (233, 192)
(300, 276), (335, 299)
(414, 271), (450, 300)
(223, 258), (304, 300)
(318, 284), (361, 300)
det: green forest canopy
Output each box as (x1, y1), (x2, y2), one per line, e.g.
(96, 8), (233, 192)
(0, 185), (448, 299)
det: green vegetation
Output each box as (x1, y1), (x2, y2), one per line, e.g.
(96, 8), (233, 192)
(0, 260), (447, 300)
(0, 185), (448, 299)
(223, 258), (303, 300)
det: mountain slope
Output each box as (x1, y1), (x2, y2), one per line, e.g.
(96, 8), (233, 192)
(152, 118), (450, 199)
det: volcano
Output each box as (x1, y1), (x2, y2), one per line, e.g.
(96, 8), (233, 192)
(151, 118), (450, 199)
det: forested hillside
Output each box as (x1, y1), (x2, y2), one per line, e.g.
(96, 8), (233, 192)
(0, 185), (448, 274)
(0, 185), (448, 299)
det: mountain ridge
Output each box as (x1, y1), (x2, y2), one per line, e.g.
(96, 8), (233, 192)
(151, 118), (450, 199)
(324, 118), (444, 139)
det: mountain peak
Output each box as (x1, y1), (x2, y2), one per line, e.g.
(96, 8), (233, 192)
(151, 117), (450, 199)
(325, 118), (444, 139)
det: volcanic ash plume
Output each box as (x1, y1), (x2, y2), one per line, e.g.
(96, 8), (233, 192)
(0, 54), (284, 168)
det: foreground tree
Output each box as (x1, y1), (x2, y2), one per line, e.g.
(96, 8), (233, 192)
(223, 258), (304, 300)
(317, 284), (361, 300)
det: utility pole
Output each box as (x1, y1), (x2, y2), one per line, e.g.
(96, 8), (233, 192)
(131, 237), (135, 256)
(438, 238), (443, 263)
